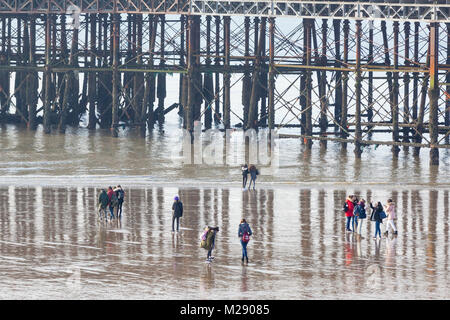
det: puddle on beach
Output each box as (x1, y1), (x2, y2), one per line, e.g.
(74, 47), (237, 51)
(0, 185), (448, 299)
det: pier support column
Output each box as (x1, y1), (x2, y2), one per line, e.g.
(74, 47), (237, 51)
(242, 17), (251, 128)
(43, 15), (52, 134)
(186, 16), (195, 133)
(414, 35), (430, 157)
(392, 21), (400, 156)
(88, 14), (97, 130)
(446, 23), (450, 144)
(319, 19), (328, 148)
(223, 16), (231, 129)
(340, 20), (350, 149)
(26, 17), (38, 130)
(203, 15), (213, 130)
(333, 20), (342, 132)
(111, 13), (119, 137)
(403, 22), (411, 144)
(214, 16), (221, 125)
(259, 17), (267, 128)
(268, 17), (275, 131)
(354, 20), (362, 158)
(305, 19), (313, 149)
(157, 15), (167, 125)
(429, 22), (439, 165)
(367, 22), (374, 132)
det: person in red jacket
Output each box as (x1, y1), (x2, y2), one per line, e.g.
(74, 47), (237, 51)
(345, 195), (355, 232)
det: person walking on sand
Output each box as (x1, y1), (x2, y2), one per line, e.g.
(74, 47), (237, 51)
(370, 201), (384, 239)
(248, 165), (259, 190)
(384, 199), (398, 236)
(344, 195), (355, 232)
(200, 226), (219, 262)
(354, 199), (367, 240)
(107, 186), (118, 219)
(114, 185), (125, 218)
(238, 219), (253, 264)
(98, 189), (109, 220)
(172, 196), (183, 232)
(241, 164), (249, 190)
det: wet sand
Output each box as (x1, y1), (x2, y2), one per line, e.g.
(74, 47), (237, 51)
(0, 185), (448, 299)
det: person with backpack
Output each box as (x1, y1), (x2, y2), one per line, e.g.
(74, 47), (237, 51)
(238, 219), (253, 264)
(354, 199), (367, 240)
(200, 226), (219, 262)
(98, 189), (109, 220)
(172, 196), (183, 232)
(248, 165), (259, 190)
(344, 195), (355, 232)
(384, 199), (398, 236)
(114, 185), (125, 218)
(370, 201), (384, 239)
(241, 164), (249, 190)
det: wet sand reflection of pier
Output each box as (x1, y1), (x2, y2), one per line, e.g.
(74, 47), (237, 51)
(0, 185), (449, 299)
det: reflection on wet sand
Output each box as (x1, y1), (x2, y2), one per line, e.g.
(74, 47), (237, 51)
(0, 185), (449, 299)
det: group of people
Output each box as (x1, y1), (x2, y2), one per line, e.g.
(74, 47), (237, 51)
(241, 164), (259, 190)
(199, 219), (253, 264)
(172, 196), (253, 264)
(344, 195), (398, 240)
(98, 185), (125, 220)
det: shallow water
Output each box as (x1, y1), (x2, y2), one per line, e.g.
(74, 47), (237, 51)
(0, 122), (449, 299)
(0, 185), (449, 299)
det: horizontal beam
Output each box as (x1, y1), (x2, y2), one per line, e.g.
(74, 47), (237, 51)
(278, 134), (450, 149)
(0, 1), (448, 22)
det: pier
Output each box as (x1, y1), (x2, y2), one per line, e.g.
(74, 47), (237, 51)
(0, 0), (449, 164)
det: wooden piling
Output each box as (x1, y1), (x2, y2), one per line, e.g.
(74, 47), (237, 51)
(111, 13), (119, 137)
(413, 33), (430, 157)
(88, 14), (97, 130)
(204, 15), (214, 130)
(157, 15), (167, 125)
(319, 19), (328, 148)
(429, 22), (439, 165)
(214, 16), (221, 125)
(354, 20), (362, 158)
(268, 17), (275, 131)
(259, 17), (267, 128)
(242, 17), (251, 128)
(392, 21), (400, 156)
(223, 16), (231, 129)
(446, 23), (450, 144)
(26, 17), (38, 130)
(333, 20), (342, 132)
(367, 22), (374, 131)
(340, 20), (350, 149)
(403, 22), (411, 143)
(305, 19), (313, 149)
(43, 15), (52, 134)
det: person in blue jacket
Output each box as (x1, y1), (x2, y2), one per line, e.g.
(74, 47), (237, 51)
(354, 199), (367, 240)
(238, 219), (253, 264)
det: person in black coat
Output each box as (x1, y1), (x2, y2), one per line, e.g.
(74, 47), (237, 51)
(370, 201), (384, 239)
(172, 196), (183, 232)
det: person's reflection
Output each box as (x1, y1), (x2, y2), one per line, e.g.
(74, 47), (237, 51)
(385, 236), (398, 268)
(240, 264), (248, 293)
(199, 264), (215, 297)
(344, 232), (354, 266)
